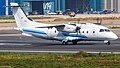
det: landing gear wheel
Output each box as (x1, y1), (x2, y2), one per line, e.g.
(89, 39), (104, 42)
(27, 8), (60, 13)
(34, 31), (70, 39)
(72, 41), (77, 45)
(107, 41), (110, 45)
(62, 41), (68, 45)
(104, 40), (110, 45)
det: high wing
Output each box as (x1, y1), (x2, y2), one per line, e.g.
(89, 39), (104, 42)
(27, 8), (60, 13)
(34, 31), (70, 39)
(36, 24), (65, 31)
(36, 24), (80, 33)
(36, 24), (65, 28)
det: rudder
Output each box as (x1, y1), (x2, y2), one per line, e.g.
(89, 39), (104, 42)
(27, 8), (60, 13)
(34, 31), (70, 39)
(10, 3), (32, 27)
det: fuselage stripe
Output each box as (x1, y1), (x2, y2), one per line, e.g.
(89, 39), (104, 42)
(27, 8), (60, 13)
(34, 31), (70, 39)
(22, 28), (47, 35)
(62, 32), (87, 38)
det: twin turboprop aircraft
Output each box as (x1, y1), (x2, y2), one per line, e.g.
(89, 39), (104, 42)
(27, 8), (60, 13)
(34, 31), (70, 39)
(10, 3), (118, 45)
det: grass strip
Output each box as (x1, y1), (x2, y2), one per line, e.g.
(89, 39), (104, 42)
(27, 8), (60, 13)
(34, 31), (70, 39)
(0, 51), (120, 68)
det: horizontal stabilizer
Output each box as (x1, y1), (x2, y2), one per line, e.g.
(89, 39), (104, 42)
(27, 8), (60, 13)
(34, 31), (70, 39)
(10, 3), (19, 7)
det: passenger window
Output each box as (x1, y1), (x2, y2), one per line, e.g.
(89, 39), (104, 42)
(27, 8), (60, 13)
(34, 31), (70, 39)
(83, 31), (84, 33)
(87, 31), (88, 33)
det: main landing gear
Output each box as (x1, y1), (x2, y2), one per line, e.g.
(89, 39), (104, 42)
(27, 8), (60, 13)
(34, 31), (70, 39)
(62, 41), (68, 45)
(72, 40), (78, 45)
(62, 40), (78, 45)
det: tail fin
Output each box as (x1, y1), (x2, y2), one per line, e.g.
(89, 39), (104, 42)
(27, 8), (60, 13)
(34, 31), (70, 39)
(10, 3), (33, 27)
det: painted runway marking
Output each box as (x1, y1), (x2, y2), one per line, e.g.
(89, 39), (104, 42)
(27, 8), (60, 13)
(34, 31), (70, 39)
(0, 43), (31, 46)
(0, 50), (120, 54)
(0, 34), (22, 36)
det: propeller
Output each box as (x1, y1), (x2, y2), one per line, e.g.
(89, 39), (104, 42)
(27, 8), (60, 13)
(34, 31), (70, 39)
(75, 26), (81, 36)
(75, 26), (81, 32)
(69, 23), (81, 33)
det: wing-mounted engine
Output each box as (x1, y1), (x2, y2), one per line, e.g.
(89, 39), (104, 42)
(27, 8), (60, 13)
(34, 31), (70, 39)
(47, 27), (59, 38)
(36, 24), (81, 33)
(62, 24), (80, 33)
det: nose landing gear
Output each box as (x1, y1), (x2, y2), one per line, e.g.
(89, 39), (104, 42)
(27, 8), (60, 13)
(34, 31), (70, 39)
(107, 41), (110, 45)
(104, 40), (110, 45)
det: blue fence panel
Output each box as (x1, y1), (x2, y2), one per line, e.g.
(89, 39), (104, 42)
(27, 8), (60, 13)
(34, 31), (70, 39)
(0, 0), (5, 15)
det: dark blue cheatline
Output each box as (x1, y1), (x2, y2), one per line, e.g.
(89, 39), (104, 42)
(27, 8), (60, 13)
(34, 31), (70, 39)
(22, 28), (47, 35)
(62, 32), (87, 38)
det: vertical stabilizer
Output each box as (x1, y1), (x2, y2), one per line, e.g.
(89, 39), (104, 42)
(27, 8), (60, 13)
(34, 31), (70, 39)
(11, 3), (34, 27)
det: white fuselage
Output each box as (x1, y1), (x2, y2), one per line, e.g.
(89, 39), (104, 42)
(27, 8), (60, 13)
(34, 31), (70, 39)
(21, 23), (118, 42)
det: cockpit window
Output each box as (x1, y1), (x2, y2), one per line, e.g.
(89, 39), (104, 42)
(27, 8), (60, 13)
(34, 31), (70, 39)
(99, 29), (104, 32)
(105, 29), (110, 32)
(99, 29), (110, 32)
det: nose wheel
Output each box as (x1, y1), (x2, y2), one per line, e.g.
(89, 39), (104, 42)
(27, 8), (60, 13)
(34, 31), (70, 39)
(104, 40), (110, 45)
(106, 41), (110, 45)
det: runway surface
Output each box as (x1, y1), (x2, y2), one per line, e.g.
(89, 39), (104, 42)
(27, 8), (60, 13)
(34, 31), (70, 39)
(0, 29), (120, 53)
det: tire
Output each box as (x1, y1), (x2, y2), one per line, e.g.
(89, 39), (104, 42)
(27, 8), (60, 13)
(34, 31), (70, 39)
(72, 41), (77, 45)
(62, 41), (68, 45)
(107, 41), (110, 45)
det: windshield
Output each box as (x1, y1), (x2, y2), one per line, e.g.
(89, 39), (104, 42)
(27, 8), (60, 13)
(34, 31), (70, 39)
(99, 29), (110, 32)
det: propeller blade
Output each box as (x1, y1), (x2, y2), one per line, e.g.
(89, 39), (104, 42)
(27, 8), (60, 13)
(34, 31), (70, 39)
(75, 26), (81, 32)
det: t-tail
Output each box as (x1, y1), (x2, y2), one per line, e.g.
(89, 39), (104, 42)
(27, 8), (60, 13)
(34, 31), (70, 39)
(10, 3), (31, 27)
(10, 3), (47, 28)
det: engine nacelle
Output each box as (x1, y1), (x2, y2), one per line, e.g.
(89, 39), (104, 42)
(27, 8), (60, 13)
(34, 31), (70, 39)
(62, 24), (79, 33)
(47, 27), (59, 38)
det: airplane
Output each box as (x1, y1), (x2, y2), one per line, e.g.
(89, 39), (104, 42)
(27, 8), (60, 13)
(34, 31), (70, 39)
(10, 3), (118, 45)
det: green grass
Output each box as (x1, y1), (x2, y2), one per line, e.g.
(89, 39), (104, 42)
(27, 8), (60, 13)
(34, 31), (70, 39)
(0, 16), (56, 20)
(0, 16), (14, 19)
(111, 26), (120, 29)
(0, 51), (120, 68)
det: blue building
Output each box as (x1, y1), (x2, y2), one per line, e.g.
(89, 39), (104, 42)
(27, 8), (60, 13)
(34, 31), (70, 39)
(0, 0), (104, 15)
(0, 0), (6, 15)
(90, 0), (103, 11)
(22, 0), (65, 15)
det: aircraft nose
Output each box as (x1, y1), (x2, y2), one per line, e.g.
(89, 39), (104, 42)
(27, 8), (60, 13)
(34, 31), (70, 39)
(111, 33), (118, 40)
(113, 34), (118, 40)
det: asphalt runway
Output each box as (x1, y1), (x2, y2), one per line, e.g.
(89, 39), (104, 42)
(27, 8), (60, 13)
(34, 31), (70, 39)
(0, 33), (120, 53)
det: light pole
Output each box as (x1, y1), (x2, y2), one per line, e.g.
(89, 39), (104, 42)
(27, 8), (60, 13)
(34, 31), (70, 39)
(6, 0), (8, 16)
(58, 0), (60, 11)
